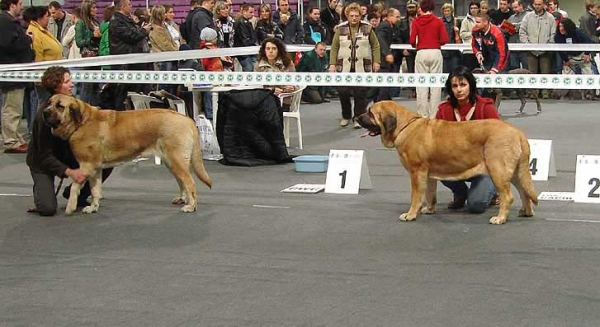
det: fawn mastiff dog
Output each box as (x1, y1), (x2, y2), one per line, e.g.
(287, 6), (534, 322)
(43, 94), (212, 215)
(357, 101), (538, 225)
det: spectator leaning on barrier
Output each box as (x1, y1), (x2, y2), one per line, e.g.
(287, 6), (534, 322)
(48, 1), (74, 58)
(376, 8), (400, 102)
(555, 18), (596, 99)
(256, 4), (284, 44)
(320, 0), (339, 45)
(254, 37), (297, 112)
(296, 42), (329, 104)
(409, 0), (448, 119)
(0, 0), (34, 154)
(507, 0), (528, 71)
(329, 2), (381, 128)
(233, 3), (258, 72)
(436, 66), (500, 213)
(519, 0), (555, 99)
(109, 0), (152, 110)
(303, 7), (327, 45)
(26, 6), (63, 107)
(273, 0), (303, 44)
(460, 1), (480, 71)
(472, 12), (509, 74)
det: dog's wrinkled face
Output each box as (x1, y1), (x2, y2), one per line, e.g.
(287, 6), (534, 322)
(357, 101), (398, 147)
(43, 94), (83, 139)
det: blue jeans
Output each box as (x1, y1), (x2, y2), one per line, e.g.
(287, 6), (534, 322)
(157, 61), (176, 95)
(509, 51), (528, 70)
(442, 175), (497, 213)
(239, 56), (256, 72)
(202, 91), (212, 119)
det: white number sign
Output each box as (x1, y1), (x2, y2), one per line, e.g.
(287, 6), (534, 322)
(325, 150), (372, 194)
(574, 155), (600, 203)
(528, 139), (556, 181)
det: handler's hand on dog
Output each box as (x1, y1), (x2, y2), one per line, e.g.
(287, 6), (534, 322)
(476, 52), (484, 64)
(66, 168), (88, 184)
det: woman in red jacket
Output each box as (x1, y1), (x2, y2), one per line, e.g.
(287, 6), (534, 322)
(409, 0), (448, 119)
(435, 66), (500, 213)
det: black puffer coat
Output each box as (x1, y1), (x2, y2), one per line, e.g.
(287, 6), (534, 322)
(216, 89), (293, 166)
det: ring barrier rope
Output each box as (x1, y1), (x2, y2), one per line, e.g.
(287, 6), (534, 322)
(1, 70), (597, 90)
(1, 44), (599, 89)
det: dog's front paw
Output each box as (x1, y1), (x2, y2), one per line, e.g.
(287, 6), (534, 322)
(489, 216), (507, 225)
(180, 204), (196, 213)
(518, 208), (534, 217)
(398, 212), (417, 222)
(172, 197), (186, 205)
(420, 206), (436, 214)
(65, 206), (76, 216)
(82, 204), (98, 214)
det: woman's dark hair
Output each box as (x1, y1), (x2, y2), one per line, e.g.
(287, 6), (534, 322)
(41, 66), (71, 94)
(445, 66), (478, 108)
(23, 6), (49, 22)
(419, 0), (436, 12)
(558, 17), (576, 37)
(468, 1), (480, 9)
(257, 37), (292, 67)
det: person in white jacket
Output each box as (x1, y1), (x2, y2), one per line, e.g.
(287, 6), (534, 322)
(61, 7), (81, 60)
(460, 1), (480, 71)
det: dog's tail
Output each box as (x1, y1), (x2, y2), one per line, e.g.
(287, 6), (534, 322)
(517, 136), (538, 205)
(191, 138), (212, 189)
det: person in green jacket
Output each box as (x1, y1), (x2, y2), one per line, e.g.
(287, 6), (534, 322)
(296, 42), (329, 104)
(99, 5), (114, 57)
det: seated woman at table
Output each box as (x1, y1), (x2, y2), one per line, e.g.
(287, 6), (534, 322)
(254, 37), (297, 111)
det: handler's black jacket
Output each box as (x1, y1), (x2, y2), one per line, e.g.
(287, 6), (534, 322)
(0, 11), (34, 90)
(26, 108), (77, 177)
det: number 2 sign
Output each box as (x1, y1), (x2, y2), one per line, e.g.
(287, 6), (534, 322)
(325, 150), (373, 194)
(574, 155), (600, 204)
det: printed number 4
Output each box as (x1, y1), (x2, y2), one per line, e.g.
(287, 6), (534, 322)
(339, 170), (347, 189)
(589, 178), (600, 198)
(529, 158), (538, 175)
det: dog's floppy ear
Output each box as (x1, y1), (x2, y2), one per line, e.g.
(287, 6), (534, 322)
(69, 98), (83, 125)
(382, 114), (397, 136)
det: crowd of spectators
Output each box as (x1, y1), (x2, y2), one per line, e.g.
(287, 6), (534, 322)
(3, 0), (600, 152)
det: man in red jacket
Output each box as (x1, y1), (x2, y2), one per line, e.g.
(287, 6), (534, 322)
(435, 66), (500, 213)
(472, 12), (509, 74)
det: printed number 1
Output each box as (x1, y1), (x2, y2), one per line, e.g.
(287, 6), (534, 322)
(529, 158), (538, 175)
(588, 178), (600, 198)
(339, 170), (347, 189)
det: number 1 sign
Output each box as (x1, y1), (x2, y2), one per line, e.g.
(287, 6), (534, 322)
(325, 150), (373, 194)
(574, 155), (600, 204)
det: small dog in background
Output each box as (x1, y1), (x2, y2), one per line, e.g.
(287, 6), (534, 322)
(473, 67), (542, 115)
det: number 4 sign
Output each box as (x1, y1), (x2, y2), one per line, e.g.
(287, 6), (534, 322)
(528, 139), (556, 181)
(325, 150), (373, 194)
(574, 155), (600, 203)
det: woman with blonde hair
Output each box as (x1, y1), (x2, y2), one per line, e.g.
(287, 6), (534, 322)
(255, 4), (284, 44)
(214, 0), (235, 48)
(149, 5), (178, 94)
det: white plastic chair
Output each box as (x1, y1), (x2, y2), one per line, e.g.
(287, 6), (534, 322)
(278, 85), (306, 149)
(128, 92), (186, 165)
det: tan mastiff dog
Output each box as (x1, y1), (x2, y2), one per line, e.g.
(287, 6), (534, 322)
(42, 94), (212, 215)
(357, 101), (538, 225)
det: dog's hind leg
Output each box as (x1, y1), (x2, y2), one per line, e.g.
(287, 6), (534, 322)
(486, 160), (515, 225)
(82, 171), (102, 214)
(535, 97), (542, 114)
(420, 178), (437, 214)
(165, 154), (197, 213)
(494, 89), (502, 111)
(399, 169), (427, 222)
(512, 138), (538, 217)
(516, 91), (526, 114)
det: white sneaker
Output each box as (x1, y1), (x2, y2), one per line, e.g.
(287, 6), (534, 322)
(353, 120), (361, 129)
(339, 118), (350, 127)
